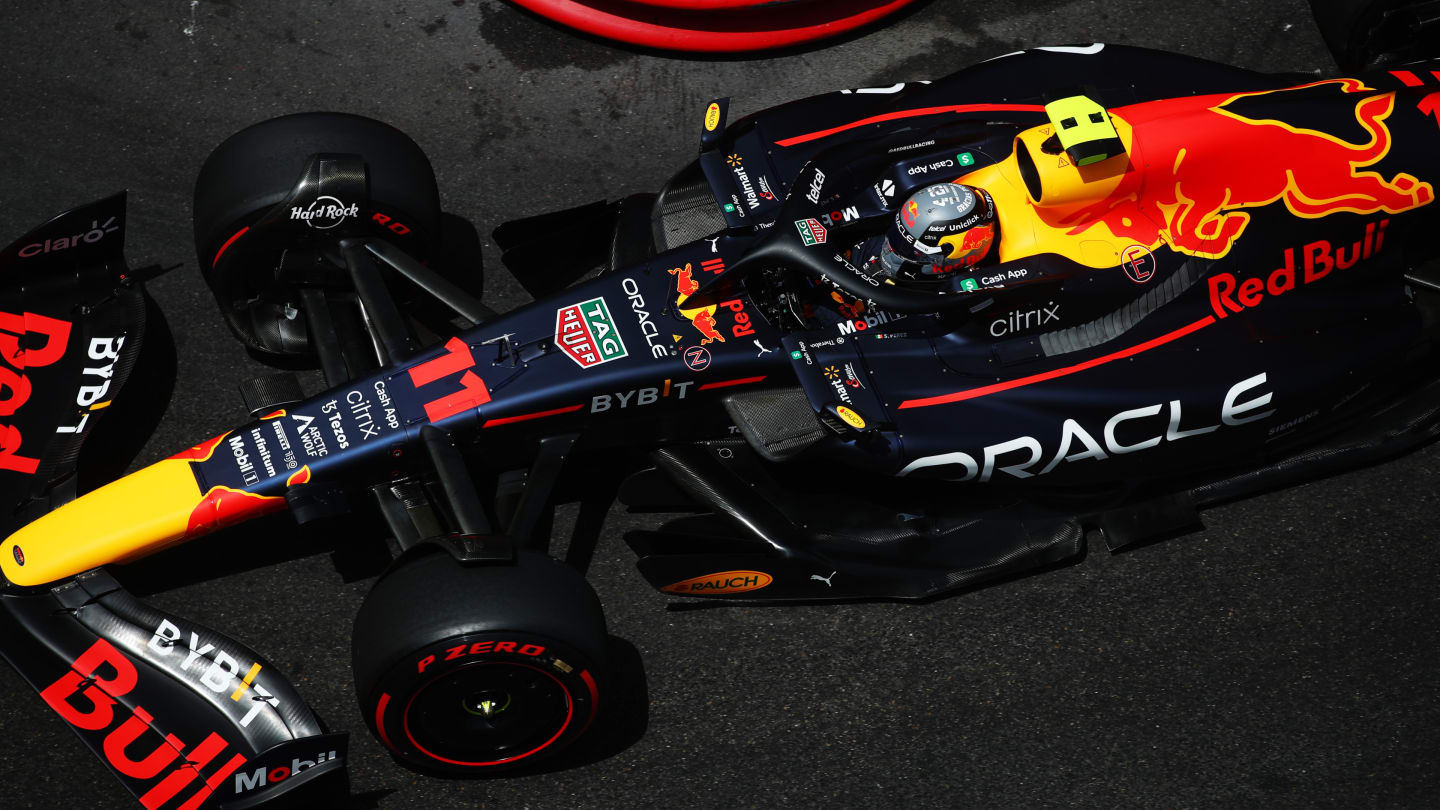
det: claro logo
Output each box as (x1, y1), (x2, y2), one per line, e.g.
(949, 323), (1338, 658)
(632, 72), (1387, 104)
(40, 638), (248, 809)
(0, 310), (73, 474)
(18, 216), (119, 258)
(662, 570), (774, 594)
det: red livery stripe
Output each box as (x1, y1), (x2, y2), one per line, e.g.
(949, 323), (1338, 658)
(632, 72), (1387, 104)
(776, 104), (1045, 147)
(898, 316), (1217, 409)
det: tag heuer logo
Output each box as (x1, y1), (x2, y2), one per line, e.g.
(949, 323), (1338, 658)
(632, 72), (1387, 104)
(555, 297), (628, 368)
(795, 217), (828, 246)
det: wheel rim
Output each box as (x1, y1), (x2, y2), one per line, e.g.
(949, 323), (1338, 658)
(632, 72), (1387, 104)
(402, 662), (574, 767)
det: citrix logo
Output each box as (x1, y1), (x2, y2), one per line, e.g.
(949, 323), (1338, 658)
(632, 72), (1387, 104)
(989, 302), (1059, 336)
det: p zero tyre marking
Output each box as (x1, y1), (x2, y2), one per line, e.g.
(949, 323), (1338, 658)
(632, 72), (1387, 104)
(400, 663), (574, 768)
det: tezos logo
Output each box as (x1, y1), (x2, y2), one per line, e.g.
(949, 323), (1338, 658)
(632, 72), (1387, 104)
(290, 196), (359, 229)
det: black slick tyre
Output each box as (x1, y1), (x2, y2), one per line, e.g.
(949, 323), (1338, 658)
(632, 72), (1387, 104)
(192, 112), (441, 355)
(352, 549), (606, 773)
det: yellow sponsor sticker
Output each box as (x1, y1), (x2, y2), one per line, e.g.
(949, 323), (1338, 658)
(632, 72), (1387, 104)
(704, 102), (721, 132)
(835, 406), (866, 430)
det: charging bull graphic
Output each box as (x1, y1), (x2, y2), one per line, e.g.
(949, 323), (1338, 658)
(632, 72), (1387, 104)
(1066, 79), (1433, 258)
(937, 222), (995, 268)
(669, 263), (726, 344)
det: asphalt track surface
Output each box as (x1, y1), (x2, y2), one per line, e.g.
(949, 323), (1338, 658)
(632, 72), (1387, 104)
(1, 1), (1438, 808)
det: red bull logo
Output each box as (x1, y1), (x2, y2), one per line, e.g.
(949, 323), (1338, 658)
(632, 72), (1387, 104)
(1422, 92), (1439, 126)
(937, 222), (994, 268)
(671, 263), (726, 344)
(669, 263), (699, 296)
(0, 310), (72, 474)
(686, 307), (725, 345)
(958, 78), (1434, 270)
(186, 485), (287, 537)
(1208, 218), (1389, 319)
(902, 199), (919, 228)
(1067, 79), (1432, 258)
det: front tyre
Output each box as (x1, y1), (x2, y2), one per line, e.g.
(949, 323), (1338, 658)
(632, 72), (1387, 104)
(193, 112), (441, 356)
(353, 550), (606, 773)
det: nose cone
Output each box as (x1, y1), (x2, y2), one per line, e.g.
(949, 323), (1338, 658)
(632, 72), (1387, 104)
(0, 447), (287, 587)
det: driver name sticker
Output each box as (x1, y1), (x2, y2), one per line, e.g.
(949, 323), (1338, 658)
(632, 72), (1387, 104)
(556, 297), (628, 369)
(795, 217), (828, 246)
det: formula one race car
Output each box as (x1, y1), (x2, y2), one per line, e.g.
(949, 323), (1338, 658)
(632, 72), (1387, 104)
(1, 42), (1438, 807)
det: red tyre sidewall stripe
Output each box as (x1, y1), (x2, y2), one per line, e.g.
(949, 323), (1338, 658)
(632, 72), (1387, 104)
(212, 226), (249, 267)
(579, 669), (600, 733)
(375, 692), (396, 750)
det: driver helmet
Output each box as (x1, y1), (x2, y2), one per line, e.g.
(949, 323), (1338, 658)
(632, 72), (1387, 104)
(877, 182), (996, 278)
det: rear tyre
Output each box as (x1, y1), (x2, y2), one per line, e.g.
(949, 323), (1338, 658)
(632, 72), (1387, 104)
(352, 550), (606, 773)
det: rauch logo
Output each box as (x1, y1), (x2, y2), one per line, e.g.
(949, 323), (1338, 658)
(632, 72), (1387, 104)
(662, 570), (773, 594)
